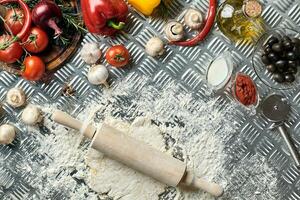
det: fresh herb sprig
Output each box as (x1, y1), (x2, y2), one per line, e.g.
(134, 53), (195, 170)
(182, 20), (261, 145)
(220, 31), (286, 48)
(23, 0), (39, 9)
(4, 0), (85, 46)
(62, 13), (87, 33)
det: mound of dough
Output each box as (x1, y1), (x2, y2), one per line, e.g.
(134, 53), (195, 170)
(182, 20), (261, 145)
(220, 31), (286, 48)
(85, 117), (166, 200)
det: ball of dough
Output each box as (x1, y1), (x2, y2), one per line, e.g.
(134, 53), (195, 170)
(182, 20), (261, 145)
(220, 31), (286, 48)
(21, 105), (43, 125)
(0, 124), (16, 144)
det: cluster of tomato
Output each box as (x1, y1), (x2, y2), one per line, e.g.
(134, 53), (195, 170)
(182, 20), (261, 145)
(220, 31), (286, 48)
(1, 8), (48, 81)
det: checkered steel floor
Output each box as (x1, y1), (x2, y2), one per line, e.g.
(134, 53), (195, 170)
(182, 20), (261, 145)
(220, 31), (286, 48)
(1, 0), (300, 199)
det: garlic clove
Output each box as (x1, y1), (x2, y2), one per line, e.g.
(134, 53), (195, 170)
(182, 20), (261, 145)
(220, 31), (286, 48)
(0, 124), (16, 144)
(87, 65), (109, 86)
(21, 105), (43, 126)
(6, 88), (26, 108)
(165, 21), (185, 42)
(184, 9), (203, 30)
(145, 37), (165, 57)
(81, 43), (102, 65)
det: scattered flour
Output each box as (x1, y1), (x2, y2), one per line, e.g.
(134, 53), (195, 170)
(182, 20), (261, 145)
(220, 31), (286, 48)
(222, 155), (280, 200)
(12, 73), (279, 200)
(81, 77), (235, 200)
(29, 112), (98, 200)
(85, 117), (166, 200)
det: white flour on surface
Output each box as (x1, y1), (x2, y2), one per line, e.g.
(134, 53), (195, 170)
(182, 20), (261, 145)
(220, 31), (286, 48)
(28, 110), (98, 200)
(13, 73), (279, 200)
(223, 155), (280, 200)
(80, 76), (235, 200)
(85, 117), (166, 200)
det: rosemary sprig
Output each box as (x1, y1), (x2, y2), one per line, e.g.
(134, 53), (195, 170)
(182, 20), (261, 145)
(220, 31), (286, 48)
(62, 13), (87, 33)
(23, 0), (39, 9)
(56, 35), (70, 46)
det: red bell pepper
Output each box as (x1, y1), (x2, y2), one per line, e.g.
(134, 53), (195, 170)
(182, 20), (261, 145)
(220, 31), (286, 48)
(81, 0), (128, 36)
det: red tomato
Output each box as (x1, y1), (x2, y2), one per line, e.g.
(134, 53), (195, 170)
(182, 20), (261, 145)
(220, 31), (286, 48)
(105, 45), (130, 67)
(22, 56), (45, 81)
(0, 35), (23, 63)
(23, 27), (49, 53)
(4, 9), (25, 35)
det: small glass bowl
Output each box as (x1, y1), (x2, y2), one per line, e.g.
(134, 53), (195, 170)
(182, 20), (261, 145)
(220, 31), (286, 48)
(206, 52), (234, 92)
(252, 28), (300, 90)
(231, 72), (260, 109)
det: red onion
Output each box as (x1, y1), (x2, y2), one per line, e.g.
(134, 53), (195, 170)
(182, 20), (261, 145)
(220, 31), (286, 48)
(32, 0), (63, 36)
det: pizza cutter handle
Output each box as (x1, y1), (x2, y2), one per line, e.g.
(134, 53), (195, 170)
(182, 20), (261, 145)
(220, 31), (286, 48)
(278, 125), (300, 168)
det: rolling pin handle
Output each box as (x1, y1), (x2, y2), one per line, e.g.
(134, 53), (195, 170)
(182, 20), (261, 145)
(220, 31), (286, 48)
(52, 110), (96, 139)
(179, 171), (224, 197)
(52, 110), (224, 197)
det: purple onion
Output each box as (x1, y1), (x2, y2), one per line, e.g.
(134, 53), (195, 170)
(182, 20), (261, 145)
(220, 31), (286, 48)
(32, 0), (63, 36)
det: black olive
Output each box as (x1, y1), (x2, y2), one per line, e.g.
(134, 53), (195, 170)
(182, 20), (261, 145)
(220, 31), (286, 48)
(280, 52), (287, 59)
(283, 41), (294, 50)
(287, 67), (297, 74)
(284, 73), (295, 83)
(288, 60), (297, 68)
(293, 46), (300, 58)
(283, 36), (292, 42)
(273, 73), (285, 83)
(272, 43), (283, 52)
(268, 52), (279, 62)
(286, 51), (297, 60)
(264, 47), (272, 54)
(277, 66), (285, 73)
(261, 54), (271, 65)
(275, 60), (287, 69)
(267, 36), (279, 46)
(292, 38), (300, 45)
(266, 64), (277, 73)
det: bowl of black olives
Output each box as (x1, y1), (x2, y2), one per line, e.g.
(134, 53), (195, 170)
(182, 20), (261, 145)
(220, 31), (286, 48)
(252, 28), (300, 90)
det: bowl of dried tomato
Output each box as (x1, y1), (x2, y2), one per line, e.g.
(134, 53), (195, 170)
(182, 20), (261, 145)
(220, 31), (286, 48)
(252, 28), (300, 90)
(231, 72), (259, 108)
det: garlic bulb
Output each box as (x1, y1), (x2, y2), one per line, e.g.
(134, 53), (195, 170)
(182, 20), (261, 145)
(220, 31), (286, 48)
(87, 65), (109, 86)
(0, 124), (16, 144)
(145, 37), (165, 57)
(21, 105), (43, 125)
(81, 43), (102, 64)
(184, 9), (203, 30)
(164, 21), (185, 42)
(6, 88), (26, 108)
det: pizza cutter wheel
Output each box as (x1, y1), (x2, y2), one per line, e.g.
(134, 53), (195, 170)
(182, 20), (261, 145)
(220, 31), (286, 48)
(261, 94), (300, 167)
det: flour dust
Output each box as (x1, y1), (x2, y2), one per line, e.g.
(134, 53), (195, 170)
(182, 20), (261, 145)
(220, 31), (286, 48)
(12, 73), (280, 200)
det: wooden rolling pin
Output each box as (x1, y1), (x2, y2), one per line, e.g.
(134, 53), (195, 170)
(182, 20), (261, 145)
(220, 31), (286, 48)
(52, 110), (224, 197)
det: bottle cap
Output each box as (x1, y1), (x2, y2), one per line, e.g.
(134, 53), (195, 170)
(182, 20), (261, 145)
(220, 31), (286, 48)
(243, 0), (262, 18)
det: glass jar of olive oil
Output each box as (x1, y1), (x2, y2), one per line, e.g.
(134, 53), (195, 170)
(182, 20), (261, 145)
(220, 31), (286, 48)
(217, 0), (265, 43)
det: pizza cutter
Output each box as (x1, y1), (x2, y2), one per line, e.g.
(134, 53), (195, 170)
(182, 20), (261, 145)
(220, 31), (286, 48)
(261, 94), (300, 167)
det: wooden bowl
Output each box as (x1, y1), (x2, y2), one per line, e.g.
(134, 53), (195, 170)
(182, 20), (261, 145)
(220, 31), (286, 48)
(1, 0), (81, 75)
(43, 0), (81, 71)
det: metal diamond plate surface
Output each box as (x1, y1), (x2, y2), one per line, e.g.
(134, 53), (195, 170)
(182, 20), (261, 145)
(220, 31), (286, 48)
(2, 0), (300, 199)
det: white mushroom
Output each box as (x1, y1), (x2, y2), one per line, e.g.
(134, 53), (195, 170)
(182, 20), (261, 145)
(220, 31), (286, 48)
(21, 105), (43, 125)
(184, 8), (203, 30)
(145, 37), (165, 57)
(164, 21), (185, 42)
(80, 43), (102, 64)
(6, 88), (26, 108)
(87, 64), (109, 87)
(0, 124), (16, 144)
